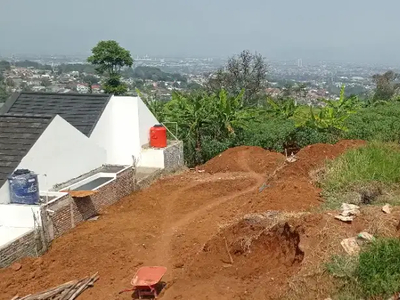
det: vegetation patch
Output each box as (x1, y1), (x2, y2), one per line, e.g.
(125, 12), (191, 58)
(325, 255), (361, 300)
(320, 142), (400, 208)
(326, 238), (400, 299)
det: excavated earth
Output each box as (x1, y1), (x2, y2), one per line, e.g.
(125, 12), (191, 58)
(1, 139), (386, 300)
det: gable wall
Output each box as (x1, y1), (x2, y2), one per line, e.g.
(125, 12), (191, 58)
(90, 96), (159, 165)
(0, 115), (107, 204)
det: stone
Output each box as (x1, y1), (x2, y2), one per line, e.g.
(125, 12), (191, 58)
(10, 262), (22, 271)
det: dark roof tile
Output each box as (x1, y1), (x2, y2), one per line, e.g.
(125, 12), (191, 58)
(0, 92), (112, 136)
(0, 114), (53, 187)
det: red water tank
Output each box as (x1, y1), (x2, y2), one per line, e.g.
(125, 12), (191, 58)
(150, 124), (167, 148)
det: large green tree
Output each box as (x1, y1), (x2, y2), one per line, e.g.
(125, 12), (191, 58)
(87, 40), (133, 95)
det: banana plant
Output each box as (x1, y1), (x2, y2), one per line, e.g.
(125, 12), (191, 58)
(304, 85), (361, 132)
(266, 97), (298, 119)
(215, 89), (245, 134)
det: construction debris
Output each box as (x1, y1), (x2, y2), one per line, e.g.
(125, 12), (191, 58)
(11, 273), (99, 300)
(335, 203), (360, 222)
(382, 204), (392, 214)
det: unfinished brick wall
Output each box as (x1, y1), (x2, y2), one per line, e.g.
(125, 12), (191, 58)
(44, 167), (134, 240)
(0, 230), (37, 268)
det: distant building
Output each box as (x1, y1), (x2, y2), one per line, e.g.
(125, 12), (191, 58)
(76, 83), (89, 93)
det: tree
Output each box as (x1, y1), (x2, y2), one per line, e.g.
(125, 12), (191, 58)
(41, 78), (52, 87)
(83, 75), (99, 94)
(0, 60), (10, 72)
(206, 50), (268, 106)
(5, 78), (14, 87)
(372, 71), (400, 102)
(87, 40), (133, 95)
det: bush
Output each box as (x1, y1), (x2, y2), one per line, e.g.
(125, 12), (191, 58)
(200, 137), (233, 162)
(322, 142), (400, 193)
(357, 238), (400, 298)
(235, 118), (296, 152)
(345, 103), (400, 142)
(294, 127), (339, 148)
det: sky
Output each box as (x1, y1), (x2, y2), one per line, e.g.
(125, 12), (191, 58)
(1, 0), (399, 63)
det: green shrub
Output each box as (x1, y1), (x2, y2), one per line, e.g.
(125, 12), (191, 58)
(294, 127), (339, 148)
(235, 118), (295, 152)
(200, 137), (233, 162)
(345, 103), (400, 142)
(357, 238), (400, 298)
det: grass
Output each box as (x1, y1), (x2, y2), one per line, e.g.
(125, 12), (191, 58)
(325, 238), (400, 299)
(325, 255), (362, 300)
(320, 141), (400, 208)
(357, 238), (400, 298)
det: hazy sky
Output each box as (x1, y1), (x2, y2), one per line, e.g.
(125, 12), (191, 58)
(1, 0), (399, 63)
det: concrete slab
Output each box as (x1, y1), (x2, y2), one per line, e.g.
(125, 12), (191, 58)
(136, 167), (161, 180)
(0, 226), (32, 248)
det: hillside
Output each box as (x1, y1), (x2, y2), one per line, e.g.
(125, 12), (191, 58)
(3, 140), (399, 299)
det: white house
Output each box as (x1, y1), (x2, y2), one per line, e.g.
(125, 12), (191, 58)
(0, 114), (107, 205)
(0, 92), (183, 257)
(0, 92), (172, 203)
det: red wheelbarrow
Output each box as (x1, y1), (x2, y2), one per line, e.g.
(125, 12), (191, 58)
(119, 266), (167, 299)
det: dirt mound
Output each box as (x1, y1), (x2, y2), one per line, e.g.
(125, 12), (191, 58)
(167, 217), (304, 300)
(247, 140), (366, 212)
(291, 139), (366, 176)
(202, 146), (285, 174)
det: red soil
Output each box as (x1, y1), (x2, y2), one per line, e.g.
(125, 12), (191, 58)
(201, 146), (286, 174)
(0, 140), (367, 300)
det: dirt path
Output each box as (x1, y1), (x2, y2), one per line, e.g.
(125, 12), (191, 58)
(154, 151), (267, 295)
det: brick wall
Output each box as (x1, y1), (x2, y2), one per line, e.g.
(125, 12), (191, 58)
(0, 230), (38, 268)
(44, 167), (134, 239)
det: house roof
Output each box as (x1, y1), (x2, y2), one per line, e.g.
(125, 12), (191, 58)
(0, 114), (54, 188)
(0, 92), (112, 137)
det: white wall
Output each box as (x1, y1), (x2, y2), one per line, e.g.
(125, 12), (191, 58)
(90, 96), (159, 166)
(137, 148), (164, 169)
(0, 115), (107, 204)
(137, 98), (159, 147)
(0, 204), (40, 228)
